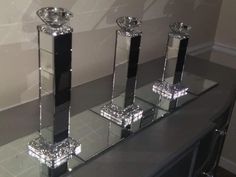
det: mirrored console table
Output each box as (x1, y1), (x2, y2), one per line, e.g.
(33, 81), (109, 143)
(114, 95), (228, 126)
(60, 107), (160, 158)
(0, 55), (235, 177)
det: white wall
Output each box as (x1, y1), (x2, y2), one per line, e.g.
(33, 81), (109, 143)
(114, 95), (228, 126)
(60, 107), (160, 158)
(0, 0), (222, 110)
(215, 0), (236, 48)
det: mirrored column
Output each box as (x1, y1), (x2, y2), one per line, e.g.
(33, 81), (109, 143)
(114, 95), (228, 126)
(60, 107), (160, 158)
(135, 22), (196, 113)
(100, 17), (144, 128)
(153, 22), (191, 100)
(28, 7), (81, 177)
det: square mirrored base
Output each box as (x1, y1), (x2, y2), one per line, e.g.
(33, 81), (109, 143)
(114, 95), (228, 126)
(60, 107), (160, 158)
(100, 103), (143, 128)
(152, 80), (188, 100)
(28, 137), (81, 169)
(0, 132), (83, 177)
(136, 83), (196, 111)
(91, 95), (156, 129)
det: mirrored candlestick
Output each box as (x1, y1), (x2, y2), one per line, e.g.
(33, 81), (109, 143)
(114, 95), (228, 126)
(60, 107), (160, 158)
(153, 22), (191, 100)
(28, 7), (81, 177)
(100, 16), (144, 128)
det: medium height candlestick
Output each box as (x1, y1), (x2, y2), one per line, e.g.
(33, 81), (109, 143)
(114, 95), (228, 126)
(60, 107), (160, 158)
(100, 16), (143, 128)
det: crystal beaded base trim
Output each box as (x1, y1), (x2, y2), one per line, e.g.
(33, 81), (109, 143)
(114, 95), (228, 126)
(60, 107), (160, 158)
(100, 103), (143, 127)
(28, 136), (81, 169)
(152, 81), (188, 100)
(38, 24), (73, 36)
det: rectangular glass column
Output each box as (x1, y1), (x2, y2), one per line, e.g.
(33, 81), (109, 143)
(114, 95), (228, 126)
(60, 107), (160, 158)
(39, 31), (72, 144)
(162, 34), (189, 84)
(100, 17), (146, 128)
(28, 25), (81, 177)
(112, 31), (141, 107)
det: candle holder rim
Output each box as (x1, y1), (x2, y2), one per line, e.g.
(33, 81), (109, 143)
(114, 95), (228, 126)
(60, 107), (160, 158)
(36, 7), (73, 28)
(169, 22), (192, 35)
(116, 16), (142, 31)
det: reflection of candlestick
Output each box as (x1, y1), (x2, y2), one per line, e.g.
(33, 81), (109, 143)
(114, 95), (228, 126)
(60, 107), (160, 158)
(28, 7), (80, 177)
(100, 16), (143, 128)
(153, 22), (191, 100)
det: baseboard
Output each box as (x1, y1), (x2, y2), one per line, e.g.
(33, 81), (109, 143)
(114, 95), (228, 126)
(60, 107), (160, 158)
(219, 157), (236, 175)
(188, 42), (213, 56)
(0, 97), (38, 112)
(187, 42), (236, 57)
(213, 42), (236, 56)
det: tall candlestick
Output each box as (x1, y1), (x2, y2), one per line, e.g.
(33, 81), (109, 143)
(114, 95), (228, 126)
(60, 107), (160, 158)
(28, 7), (81, 177)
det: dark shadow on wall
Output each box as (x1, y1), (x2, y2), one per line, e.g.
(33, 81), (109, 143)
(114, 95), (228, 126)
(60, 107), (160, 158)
(162, 0), (223, 46)
(92, 0), (158, 30)
(90, 0), (214, 30)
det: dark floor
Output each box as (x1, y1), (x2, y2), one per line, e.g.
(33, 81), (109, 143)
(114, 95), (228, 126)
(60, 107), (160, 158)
(216, 167), (236, 177)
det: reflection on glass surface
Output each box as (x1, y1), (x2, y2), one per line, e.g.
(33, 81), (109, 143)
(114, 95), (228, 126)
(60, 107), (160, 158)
(182, 72), (218, 95)
(153, 22), (191, 100)
(40, 50), (54, 74)
(70, 105), (164, 162)
(40, 70), (54, 94)
(157, 93), (196, 111)
(162, 71), (218, 96)
(70, 110), (123, 161)
(136, 83), (196, 112)
(100, 16), (144, 127)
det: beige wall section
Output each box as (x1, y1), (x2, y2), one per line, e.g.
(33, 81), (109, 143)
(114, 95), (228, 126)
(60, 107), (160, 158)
(0, 0), (222, 110)
(215, 0), (236, 48)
